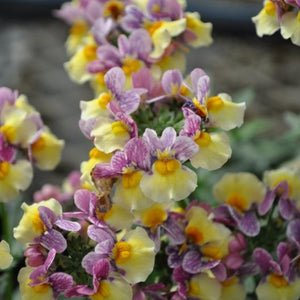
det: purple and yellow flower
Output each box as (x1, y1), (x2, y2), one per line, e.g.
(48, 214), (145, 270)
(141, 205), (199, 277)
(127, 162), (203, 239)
(140, 127), (198, 203)
(213, 172), (266, 236)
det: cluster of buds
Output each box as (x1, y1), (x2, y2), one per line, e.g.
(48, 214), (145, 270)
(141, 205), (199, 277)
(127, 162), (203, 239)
(252, 0), (300, 46)
(0, 87), (64, 202)
(55, 0), (213, 95)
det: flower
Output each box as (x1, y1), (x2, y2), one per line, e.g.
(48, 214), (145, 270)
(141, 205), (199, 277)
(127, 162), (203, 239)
(0, 159), (33, 202)
(213, 172), (266, 236)
(252, 0), (280, 37)
(140, 127), (198, 203)
(0, 240), (13, 269)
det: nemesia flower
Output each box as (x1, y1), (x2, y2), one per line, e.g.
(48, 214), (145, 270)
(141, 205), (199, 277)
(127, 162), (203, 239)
(260, 167), (300, 219)
(140, 127), (198, 203)
(213, 172), (266, 236)
(92, 137), (153, 210)
(91, 102), (138, 153)
(187, 272), (222, 299)
(13, 198), (78, 246)
(0, 240), (13, 269)
(252, 0), (280, 37)
(180, 107), (232, 170)
(18, 266), (54, 300)
(254, 244), (300, 300)
(64, 36), (98, 83)
(183, 11), (213, 47)
(187, 68), (246, 131)
(29, 128), (64, 170)
(0, 159), (33, 202)
(0, 104), (39, 148)
(280, 11), (300, 46)
(74, 188), (134, 230)
(80, 147), (112, 190)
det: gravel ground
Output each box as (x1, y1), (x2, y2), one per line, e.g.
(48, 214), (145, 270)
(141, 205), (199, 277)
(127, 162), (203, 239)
(0, 11), (299, 197)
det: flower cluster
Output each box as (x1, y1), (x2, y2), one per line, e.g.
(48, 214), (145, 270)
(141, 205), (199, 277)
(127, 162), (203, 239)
(55, 0), (213, 95)
(3, 1), (300, 300)
(0, 87), (64, 202)
(253, 0), (300, 46)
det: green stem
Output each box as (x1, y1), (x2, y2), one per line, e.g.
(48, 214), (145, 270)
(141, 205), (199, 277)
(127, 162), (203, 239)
(0, 202), (13, 300)
(0, 202), (11, 244)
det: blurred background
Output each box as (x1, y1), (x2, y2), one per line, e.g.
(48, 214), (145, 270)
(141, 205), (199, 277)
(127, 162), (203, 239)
(0, 0), (300, 199)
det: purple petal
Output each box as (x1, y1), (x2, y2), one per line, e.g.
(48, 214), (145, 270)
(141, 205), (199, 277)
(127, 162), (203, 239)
(87, 225), (114, 243)
(166, 246), (184, 268)
(55, 219), (81, 232)
(225, 253), (244, 270)
(173, 136), (198, 162)
(119, 90), (140, 114)
(30, 265), (48, 284)
(82, 252), (104, 275)
(143, 128), (160, 154)
(121, 5), (144, 32)
(49, 272), (74, 293)
(38, 206), (57, 230)
(124, 138), (151, 171)
(79, 118), (97, 140)
(95, 239), (114, 255)
(279, 198), (295, 220)
(211, 263), (227, 281)
(277, 242), (290, 263)
(92, 162), (117, 178)
(40, 230), (67, 253)
(129, 29), (152, 59)
(86, 60), (106, 74)
(105, 67), (125, 98)
(196, 75), (210, 103)
(189, 68), (208, 100)
(258, 190), (276, 216)
(253, 248), (281, 275)
(97, 45), (121, 68)
(161, 69), (183, 95)
(182, 250), (220, 274)
(180, 108), (201, 138)
(162, 217), (185, 245)
(287, 219), (300, 249)
(161, 127), (177, 149)
(229, 208), (260, 237)
(93, 258), (110, 279)
(110, 150), (128, 172)
(118, 35), (130, 57)
(74, 189), (97, 213)
(92, 17), (114, 45)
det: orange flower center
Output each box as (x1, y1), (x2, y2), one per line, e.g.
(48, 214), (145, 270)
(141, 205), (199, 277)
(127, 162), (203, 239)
(226, 193), (249, 212)
(154, 159), (180, 175)
(206, 96), (224, 113)
(185, 226), (203, 244)
(0, 161), (10, 179)
(269, 274), (289, 288)
(113, 241), (131, 264)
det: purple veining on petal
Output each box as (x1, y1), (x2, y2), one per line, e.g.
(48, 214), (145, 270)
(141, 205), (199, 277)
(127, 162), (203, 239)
(119, 89), (141, 114)
(121, 5), (144, 32)
(279, 197), (295, 220)
(229, 207), (260, 237)
(160, 127), (177, 149)
(173, 136), (198, 162)
(161, 69), (183, 95)
(39, 206), (57, 230)
(95, 239), (114, 255)
(143, 128), (160, 155)
(74, 189), (96, 213)
(182, 250), (220, 274)
(55, 219), (81, 232)
(128, 29), (152, 60)
(162, 216), (185, 245)
(87, 224), (114, 244)
(93, 162), (118, 179)
(40, 230), (67, 253)
(49, 272), (74, 293)
(189, 68), (208, 100)
(105, 67), (126, 98)
(211, 263), (227, 281)
(124, 137), (151, 171)
(93, 258), (110, 279)
(82, 252), (105, 275)
(180, 108), (201, 138)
